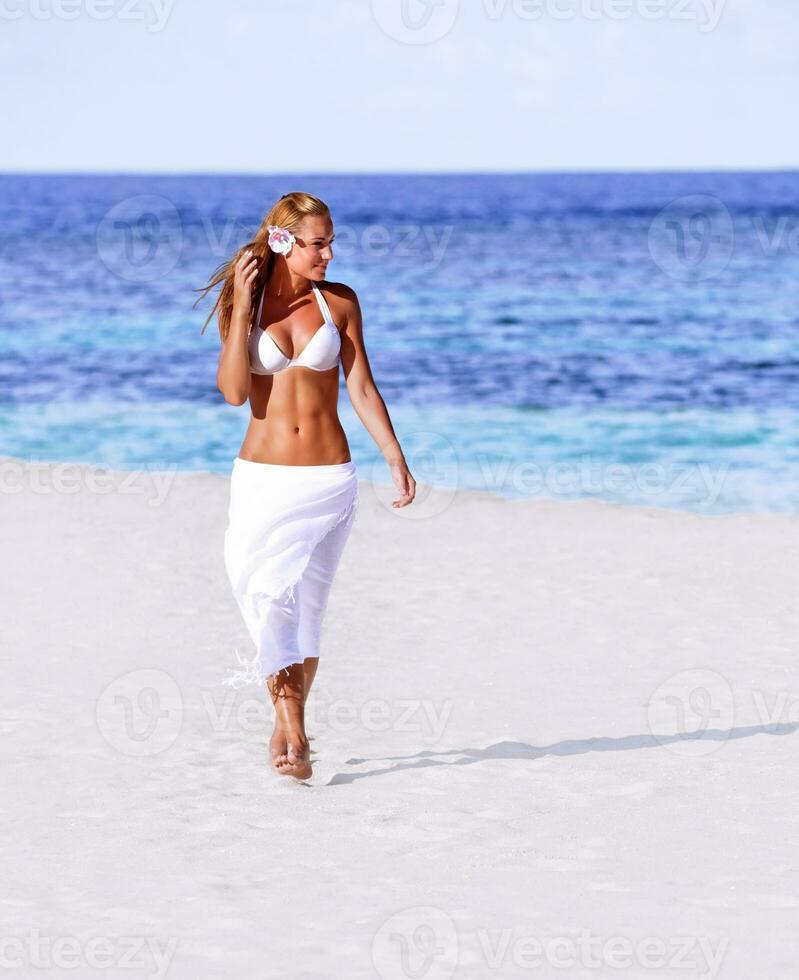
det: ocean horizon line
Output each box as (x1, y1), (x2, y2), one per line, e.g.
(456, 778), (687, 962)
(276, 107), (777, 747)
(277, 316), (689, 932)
(2, 166), (799, 179)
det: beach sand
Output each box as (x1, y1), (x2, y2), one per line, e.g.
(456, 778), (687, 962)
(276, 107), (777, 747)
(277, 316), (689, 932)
(2, 457), (798, 978)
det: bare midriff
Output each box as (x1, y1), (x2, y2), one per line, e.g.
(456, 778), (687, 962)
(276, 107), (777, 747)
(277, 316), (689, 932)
(237, 365), (352, 466)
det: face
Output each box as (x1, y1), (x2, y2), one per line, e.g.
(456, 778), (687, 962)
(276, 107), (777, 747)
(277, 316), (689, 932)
(287, 214), (335, 278)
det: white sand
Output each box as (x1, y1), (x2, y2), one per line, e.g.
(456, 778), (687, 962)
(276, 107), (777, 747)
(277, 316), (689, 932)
(2, 456), (798, 979)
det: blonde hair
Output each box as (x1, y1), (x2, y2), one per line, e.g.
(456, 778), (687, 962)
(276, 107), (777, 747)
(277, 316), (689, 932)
(194, 191), (331, 341)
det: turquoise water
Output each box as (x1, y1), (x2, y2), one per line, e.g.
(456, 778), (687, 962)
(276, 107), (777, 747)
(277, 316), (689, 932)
(2, 171), (799, 513)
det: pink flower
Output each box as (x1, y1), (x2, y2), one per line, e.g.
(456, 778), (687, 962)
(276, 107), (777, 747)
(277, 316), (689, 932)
(267, 224), (296, 255)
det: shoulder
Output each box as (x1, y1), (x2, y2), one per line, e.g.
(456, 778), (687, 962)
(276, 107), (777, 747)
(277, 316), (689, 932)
(317, 280), (361, 325)
(317, 279), (358, 305)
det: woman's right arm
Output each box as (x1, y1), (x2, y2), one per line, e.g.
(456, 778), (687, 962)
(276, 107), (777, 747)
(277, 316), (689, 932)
(216, 250), (258, 406)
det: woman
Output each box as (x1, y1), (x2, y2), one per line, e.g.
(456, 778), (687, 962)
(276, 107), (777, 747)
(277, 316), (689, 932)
(200, 192), (416, 780)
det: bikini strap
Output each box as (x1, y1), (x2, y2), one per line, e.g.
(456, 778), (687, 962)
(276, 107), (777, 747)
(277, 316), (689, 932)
(254, 281), (331, 330)
(312, 282), (335, 325)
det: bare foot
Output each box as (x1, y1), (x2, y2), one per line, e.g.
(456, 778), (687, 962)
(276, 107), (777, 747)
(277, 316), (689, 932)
(275, 732), (312, 780)
(269, 723), (288, 768)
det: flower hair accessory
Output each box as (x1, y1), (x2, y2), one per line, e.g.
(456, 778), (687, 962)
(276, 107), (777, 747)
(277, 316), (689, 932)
(267, 224), (296, 255)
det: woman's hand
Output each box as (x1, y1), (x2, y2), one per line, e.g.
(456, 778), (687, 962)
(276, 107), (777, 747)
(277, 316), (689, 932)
(233, 249), (259, 315)
(389, 459), (416, 508)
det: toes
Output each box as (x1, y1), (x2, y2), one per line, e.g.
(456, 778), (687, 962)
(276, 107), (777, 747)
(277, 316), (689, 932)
(273, 740), (312, 777)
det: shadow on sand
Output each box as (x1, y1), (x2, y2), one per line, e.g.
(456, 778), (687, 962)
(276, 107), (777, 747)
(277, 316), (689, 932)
(327, 721), (799, 785)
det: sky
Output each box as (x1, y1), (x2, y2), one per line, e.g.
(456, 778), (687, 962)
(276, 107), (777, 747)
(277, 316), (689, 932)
(2, 0), (796, 172)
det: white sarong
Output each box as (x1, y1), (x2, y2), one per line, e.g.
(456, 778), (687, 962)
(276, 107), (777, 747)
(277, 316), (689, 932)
(223, 457), (359, 686)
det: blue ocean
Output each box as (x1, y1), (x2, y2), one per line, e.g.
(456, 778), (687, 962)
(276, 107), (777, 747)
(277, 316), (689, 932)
(2, 171), (798, 513)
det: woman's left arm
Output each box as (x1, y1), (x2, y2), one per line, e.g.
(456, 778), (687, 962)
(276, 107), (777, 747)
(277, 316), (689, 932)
(339, 286), (416, 508)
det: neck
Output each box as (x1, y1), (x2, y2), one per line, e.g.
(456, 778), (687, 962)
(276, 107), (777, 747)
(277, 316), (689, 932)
(265, 259), (312, 300)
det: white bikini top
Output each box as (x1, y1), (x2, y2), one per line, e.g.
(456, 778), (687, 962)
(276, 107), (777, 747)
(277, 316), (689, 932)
(248, 282), (341, 375)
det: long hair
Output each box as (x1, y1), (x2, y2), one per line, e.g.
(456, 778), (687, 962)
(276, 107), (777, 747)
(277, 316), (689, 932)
(194, 191), (331, 341)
